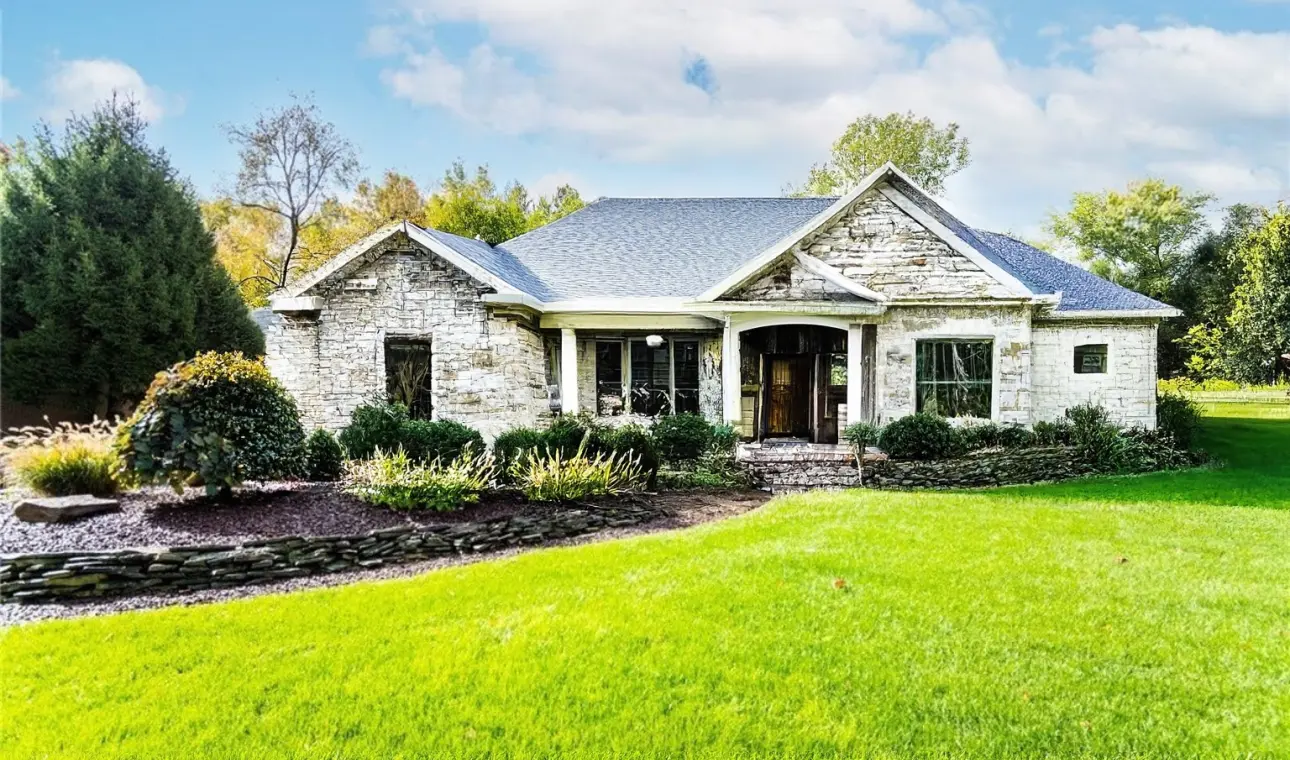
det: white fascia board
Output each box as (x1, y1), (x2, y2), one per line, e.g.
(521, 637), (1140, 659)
(792, 252), (888, 302)
(402, 224), (522, 296)
(285, 222), (405, 298)
(539, 297), (694, 313)
(1039, 308), (1182, 320)
(695, 163), (900, 302)
(270, 295), (325, 313)
(479, 292), (546, 312)
(875, 186), (1034, 298)
(685, 300), (887, 316)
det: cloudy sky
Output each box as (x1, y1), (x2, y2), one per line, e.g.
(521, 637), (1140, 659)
(3, 0), (1287, 235)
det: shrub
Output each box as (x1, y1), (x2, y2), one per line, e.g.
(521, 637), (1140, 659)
(544, 414), (597, 458)
(596, 424), (660, 483)
(8, 441), (118, 496)
(878, 413), (964, 460)
(657, 463), (750, 490)
(710, 424), (739, 454)
(652, 413), (713, 462)
(492, 426), (547, 473)
(399, 419), (486, 464)
(304, 429), (344, 482)
(1064, 404), (1153, 473)
(512, 441), (645, 503)
(957, 420), (1003, 451)
(116, 352), (305, 496)
(1156, 391), (1202, 451)
(997, 425), (1035, 449)
(343, 447), (495, 511)
(1032, 419), (1073, 446)
(338, 401), (409, 459)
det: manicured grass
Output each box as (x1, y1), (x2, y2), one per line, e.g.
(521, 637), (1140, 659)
(3, 408), (1289, 758)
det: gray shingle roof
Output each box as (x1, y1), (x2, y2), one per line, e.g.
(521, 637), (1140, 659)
(406, 184), (1171, 314)
(494, 197), (834, 299)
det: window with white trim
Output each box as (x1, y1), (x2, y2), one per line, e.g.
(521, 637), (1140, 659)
(593, 338), (700, 417)
(915, 340), (993, 418)
(1074, 344), (1108, 374)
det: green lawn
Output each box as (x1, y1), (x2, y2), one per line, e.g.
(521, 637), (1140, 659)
(3, 407), (1289, 759)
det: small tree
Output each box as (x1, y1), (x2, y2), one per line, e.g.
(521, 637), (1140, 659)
(1, 98), (263, 417)
(225, 94), (359, 293)
(842, 422), (882, 485)
(793, 112), (970, 196)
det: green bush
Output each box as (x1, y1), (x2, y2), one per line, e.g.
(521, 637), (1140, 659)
(710, 424), (739, 454)
(116, 352), (305, 496)
(399, 419), (486, 464)
(997, 425), (1035, 449)
(1064, 404), (1156, 473)
(652, 413), (713, 462)
(958, 420), (1003, 451)
(878, 413), (964, 460)
(492, 427), (547, 473)
(1032, 419), (1073, 446)
(596, 424), (660, 482)
(8, 441), (119, 497)
(337, 402), (484, 464)
(842, 422), (882, 453)
(304, 429), (344, 482)
(1156, 391), (1203, 450)
(544, 414), (596, 458)
(338, 402), (409, 459)
(343, 447), (495, 511)
(512, 441), (645, 503)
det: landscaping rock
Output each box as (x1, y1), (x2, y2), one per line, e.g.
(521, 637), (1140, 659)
(13, 496), (120, 524)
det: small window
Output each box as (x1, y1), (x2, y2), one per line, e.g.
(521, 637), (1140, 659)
(630, 340), (672, 416)
(596, 342), (624, 416)
(385, 339), (433, 419)
(1074, 344), (1108, 374)
(915, 340), (993, 418)
(674, 340), (700, 415)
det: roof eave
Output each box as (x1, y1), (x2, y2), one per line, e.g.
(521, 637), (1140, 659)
(1040, 307), (1183, 320)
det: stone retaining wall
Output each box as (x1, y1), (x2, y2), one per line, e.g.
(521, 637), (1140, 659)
(749, 446), (1093, 491)
(1, 504), (660, 604)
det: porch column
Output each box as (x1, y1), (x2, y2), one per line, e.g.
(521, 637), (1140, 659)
(560, 328), (579, 415)
(846, 324), (864, 427)
(722, 318), (741, 426)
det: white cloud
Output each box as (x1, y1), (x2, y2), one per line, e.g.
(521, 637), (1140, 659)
(374, 1), (1290, 229)
(44, 59), (171, 122)
(0, 77), (19, 101)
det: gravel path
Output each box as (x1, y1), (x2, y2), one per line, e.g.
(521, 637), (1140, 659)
(1, 489), (769, 626)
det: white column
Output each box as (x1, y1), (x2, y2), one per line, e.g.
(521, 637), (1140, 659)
(722, 318), (742, 426)
(847, 324), (864, 426)
(560, 328), (579, 415)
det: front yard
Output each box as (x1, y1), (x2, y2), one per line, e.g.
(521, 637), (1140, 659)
(2, 405), (1288, 758)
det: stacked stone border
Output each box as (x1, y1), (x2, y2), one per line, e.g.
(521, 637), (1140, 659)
(2, 503), (660, 605)
(747, 446), (1095, 491)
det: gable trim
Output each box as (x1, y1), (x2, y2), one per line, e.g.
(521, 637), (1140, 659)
(284, 221), (523, 300)
(793, 252), (888, 302)
(874, 185), (1032, 298)
(695, 163), (898, 302)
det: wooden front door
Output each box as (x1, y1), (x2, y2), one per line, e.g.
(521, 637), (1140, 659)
(766, 356), (811, 437)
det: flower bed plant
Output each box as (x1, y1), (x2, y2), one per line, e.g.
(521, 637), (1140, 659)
(343, 447), (495, 511)
(2, 418), (121, 497)
(511, 441), (645, 503)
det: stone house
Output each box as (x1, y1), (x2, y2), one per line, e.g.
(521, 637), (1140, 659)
(262, 163), (1178, 443)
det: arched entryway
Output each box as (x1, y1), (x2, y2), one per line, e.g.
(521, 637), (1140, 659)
(738, 323), (869, 444)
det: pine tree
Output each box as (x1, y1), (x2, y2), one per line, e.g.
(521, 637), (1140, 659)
(1, 99), (264, 417)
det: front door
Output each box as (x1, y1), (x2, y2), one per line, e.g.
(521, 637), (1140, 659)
(766, 355), (811, 437)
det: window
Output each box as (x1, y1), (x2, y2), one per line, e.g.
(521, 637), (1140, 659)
(385, 339), (433, 419)
(596, 342), (624, 416)
(1074, 344), (1108, 374)
(674, 340), (700, 414)
(915, 340), (992, 418)
(615, 338), (702, 417)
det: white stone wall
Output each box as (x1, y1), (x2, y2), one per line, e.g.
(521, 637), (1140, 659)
(796, 189), (1017, 301)
(1031, 321), (1158, 428)
(263, 235), (550, 441)
(875, 305), (1033, 425)
(728, 258), (860, 301)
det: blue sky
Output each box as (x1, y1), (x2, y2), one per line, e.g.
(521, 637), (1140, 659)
(3, 0), (1287, 235)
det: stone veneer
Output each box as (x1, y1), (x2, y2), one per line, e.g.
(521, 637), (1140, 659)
(1031, 320), (1159, 429)
(263, 233), (550, 440)
(1, 502), (662, 604)
(745, 446), (1093, 491)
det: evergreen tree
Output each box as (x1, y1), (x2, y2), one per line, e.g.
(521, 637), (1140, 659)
(1, 99), (263, 417)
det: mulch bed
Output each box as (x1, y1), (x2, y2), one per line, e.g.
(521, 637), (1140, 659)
(1, 484), (770, 625)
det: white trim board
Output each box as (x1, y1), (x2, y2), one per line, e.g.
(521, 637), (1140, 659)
(793, 252), (888, 302)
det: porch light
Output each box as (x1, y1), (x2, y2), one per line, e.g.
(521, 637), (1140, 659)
(645, 334), (665, 348)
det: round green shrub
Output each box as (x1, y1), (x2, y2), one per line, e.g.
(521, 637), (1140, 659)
(598, 424), (660, 478)
(493, 426), (547, 472)
(1156, 391), (1202, 450)
(304, 429), (345, 482)
(399, 419), (485, 463)
(338, 401), (409, 459)
(1032, 419), (1073, 446)
(877, 413), (964, 460)
(651, 413), (713, 462)
(710, 424), (739, 453)
(116, 352), (305, 495)
(545, 414), (595, 458)
(996, 424), (1035, 449)
(958, 421), (1002, 451)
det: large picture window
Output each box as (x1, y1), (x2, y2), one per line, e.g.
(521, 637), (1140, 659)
(915, 340), (993, 418)
(592, 337), (701, 417)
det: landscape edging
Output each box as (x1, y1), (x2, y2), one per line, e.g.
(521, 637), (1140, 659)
(0, 502), (661, 604)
